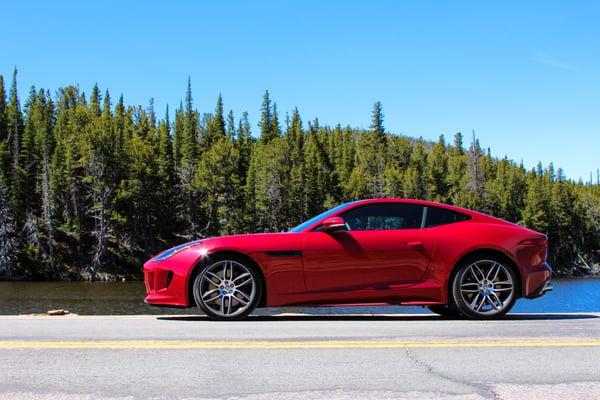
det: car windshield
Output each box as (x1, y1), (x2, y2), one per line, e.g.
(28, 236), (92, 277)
(289, 201), (357, 232)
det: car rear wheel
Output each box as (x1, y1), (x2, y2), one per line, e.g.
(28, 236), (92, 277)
(192, 256), (261, 321)
(452, 256), (518, 319)
(427, 304), (462, 318)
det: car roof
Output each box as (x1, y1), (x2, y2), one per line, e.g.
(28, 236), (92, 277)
(299, 198), (507, 232)
(350, 198), (477, 216)
(351, 198), (521, 226)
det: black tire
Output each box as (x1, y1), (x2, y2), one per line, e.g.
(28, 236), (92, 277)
(451, 255), (518, 320)
(427, 304), (462, 318)
(192, 255), (262, 321)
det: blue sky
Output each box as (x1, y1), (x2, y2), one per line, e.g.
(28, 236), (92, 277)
(1, 1), (599, 181)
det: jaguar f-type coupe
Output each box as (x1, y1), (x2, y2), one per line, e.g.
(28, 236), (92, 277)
(144, 199), (552, 320)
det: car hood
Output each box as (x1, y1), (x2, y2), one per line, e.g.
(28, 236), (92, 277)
(189, 232), (304, 255)
(154, 232), (302, 260)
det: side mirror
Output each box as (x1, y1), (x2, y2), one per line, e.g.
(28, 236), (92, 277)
(320, 216), (347, 232)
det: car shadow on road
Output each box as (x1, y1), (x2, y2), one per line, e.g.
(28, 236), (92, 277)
(157, 313), (599, 322)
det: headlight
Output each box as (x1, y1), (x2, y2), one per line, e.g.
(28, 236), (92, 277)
(152, 240), (203, 262)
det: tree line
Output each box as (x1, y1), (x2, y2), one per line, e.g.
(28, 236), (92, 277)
(0, 69), (598, 280)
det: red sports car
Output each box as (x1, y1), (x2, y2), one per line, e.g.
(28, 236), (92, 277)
(144, 199), (552, 320)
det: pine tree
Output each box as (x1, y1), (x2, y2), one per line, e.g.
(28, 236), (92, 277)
(176, 79), (200, 236)
(259, 90), (271, 141)
(181, 78), (198, 167)
(226, 110), (235, 140)
(19, 88), (57, 277)
(114, 94), (126, 161)
(21, 87), (41, 214)
(205, 94), (226, 147)
(504, 160), (526, 222)
(89, 84), (101, 117)
(346, 103), (388, 200)
(0, 75), (8, 184)
(333, 126), (355, 198)
(271, 102), (281, 139)
(236, 111), (253, 185)
(51, 86), (84, 236)
(370, 101), (385, 143)
(304, 130), (327, 215)
(259, 90), (279, 142)
(427, 135), (449, 202)
(103, 90), (112, 119)
(39, 91), (57, 278)
(481, 147), (496, 185)
(157, 106), (175, 187)
(173, 103), (185, 168)
(453, 132), (464, 154)
(243, 143), (259, 232)
(549, 178), (577, 266)
(7, 68), (24, 223)
(285, 108), (305, 224)
(156, 106), (176, 238)
(447, 135), (466, 205)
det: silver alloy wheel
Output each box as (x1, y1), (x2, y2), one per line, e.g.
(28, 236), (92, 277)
(459, 260), (514, 316)
(195, 260), (256, 318)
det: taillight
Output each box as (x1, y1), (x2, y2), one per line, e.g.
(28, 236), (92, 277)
(518, 238), (547, 246)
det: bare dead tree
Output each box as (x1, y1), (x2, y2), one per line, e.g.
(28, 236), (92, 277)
(87, 154), (112, 282)
(23, 212), (43, 278)
(41, 148), (56, 278)
(466, 131), (485, 198)
(266, 171), (283, 232)
(177, 163), (198, 238)
(0, 185), (18, 280)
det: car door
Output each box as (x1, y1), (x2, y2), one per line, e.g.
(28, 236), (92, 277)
(302, 203), (434, 293)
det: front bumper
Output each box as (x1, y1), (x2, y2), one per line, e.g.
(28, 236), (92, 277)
(144, 261), (190, 307)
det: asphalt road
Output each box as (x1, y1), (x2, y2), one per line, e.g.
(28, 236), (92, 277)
(1, 313), (600, 400)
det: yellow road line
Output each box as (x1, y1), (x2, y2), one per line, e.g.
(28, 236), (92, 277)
(0, 339), (600, 350)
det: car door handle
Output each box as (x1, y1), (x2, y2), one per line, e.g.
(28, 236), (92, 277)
(406, 241), (424, 249)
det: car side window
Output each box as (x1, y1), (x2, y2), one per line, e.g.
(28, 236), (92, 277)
(425, 207), (469, 228)
(341, 204), (424, 231)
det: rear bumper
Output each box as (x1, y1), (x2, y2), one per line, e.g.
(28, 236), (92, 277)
(526, 278), (553, 299)
(523, 262), (552, 299)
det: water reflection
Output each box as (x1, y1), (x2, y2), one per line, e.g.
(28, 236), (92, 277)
(0, 277), (598, 315)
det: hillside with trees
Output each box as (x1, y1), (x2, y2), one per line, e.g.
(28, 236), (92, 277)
(0, 69), (599, 281)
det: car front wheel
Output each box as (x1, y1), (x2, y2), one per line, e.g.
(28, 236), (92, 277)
(452, 256), (518, 319)
(192, 256), (261, 321)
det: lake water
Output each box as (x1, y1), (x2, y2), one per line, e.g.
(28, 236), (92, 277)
(0, 277), (598, 315)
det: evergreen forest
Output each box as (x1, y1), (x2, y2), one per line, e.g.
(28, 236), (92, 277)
(0, 69), (599, 280)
